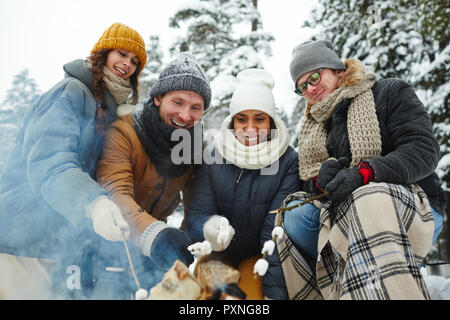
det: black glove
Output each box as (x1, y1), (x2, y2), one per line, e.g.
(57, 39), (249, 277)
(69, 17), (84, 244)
(150, 227), (194, 270)
(303, 177), (320, 195)
(325, 167), (363, 202)
(317, 157), (349, 191)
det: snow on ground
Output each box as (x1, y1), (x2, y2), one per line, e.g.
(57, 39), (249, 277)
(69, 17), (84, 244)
(421, 268), (450, 300)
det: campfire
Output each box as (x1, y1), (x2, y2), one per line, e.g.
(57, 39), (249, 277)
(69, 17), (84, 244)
(145, 255), (247, 300)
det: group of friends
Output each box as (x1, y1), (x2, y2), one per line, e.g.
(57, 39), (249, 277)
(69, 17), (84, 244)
(0, 22), (446, 300)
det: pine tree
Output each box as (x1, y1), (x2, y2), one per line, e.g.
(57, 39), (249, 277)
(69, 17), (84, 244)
(304, 0), (450, 261)
(0, 69), (40, 170)
(2, 69), (40, 125)
(139, 34), (165, 102)
(168, 0), (274, 131)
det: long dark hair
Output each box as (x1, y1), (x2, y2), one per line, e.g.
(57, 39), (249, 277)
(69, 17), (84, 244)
(88, 49), (142, 105)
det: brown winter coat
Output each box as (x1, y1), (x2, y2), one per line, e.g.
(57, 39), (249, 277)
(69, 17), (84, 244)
(97, 113), (194, 247)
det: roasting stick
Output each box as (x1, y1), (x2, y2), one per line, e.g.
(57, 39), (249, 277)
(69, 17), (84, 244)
(268, 191), (330, 214)
(254, 192), (330, 279)
(121, 228), (141, 290)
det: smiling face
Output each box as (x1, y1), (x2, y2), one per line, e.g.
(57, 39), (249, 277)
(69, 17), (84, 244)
(296, 68), (344, 106)
(105, 49), (140, 80)
(233, 110), (272, 146)
(154, 90), (204, 129)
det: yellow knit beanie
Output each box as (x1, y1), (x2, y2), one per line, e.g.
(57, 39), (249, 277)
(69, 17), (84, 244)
(92, 22), (147, 72)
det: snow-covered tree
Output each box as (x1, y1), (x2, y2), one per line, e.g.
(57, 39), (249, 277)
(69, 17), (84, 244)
(139, 34), (165, 101)
(304, 0), (450, 261)
(0, 69), (40, 170)
(168, 0), (274, 131)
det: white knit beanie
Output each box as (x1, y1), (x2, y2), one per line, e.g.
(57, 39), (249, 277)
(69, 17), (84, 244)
(229, 68), (276, 119)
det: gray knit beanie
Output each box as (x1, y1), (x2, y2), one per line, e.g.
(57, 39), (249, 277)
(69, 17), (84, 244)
(150, 52), (212, 110)
(289, 40), (346, 86)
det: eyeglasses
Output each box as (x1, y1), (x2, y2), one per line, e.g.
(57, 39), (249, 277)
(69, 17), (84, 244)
(294, 69), (324, 96)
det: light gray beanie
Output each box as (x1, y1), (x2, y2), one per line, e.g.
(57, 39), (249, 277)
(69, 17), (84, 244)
(289, 40), (346, 86)
(150, 52), (212, 110)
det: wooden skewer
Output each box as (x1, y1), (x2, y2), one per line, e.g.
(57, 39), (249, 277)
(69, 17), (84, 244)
(254, 192), (330, 279)
(121, 228), (141, 290)
(268, 192), (330, 214)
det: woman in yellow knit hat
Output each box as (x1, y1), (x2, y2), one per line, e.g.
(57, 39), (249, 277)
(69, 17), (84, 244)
(0, 23), (148, 299)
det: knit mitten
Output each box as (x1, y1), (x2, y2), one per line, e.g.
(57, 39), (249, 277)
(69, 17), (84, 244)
(203, 215), (235, 252)
(317, 157), (349, 191)
(86, 196), (129, 242)
(325, 167), (364, 202)
(303, 177), (321, 195)
(141, 221), (193, 269)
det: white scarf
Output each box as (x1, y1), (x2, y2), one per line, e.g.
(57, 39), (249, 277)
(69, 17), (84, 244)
(214, 114), (290, 170)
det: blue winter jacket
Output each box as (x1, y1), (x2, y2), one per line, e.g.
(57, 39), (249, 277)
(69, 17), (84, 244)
(0, 59), (117, 258)
(185, 146), (301, 297)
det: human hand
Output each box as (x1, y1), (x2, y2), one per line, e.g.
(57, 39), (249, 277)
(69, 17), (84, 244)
(150, 226), (194, 269)
(325, 167), (363, 202)
(87, 196), (129, 242)
(317, 157), (349, 191)
(203, 215), (235, 251)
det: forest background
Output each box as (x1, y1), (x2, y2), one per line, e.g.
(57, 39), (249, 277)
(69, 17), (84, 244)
(0, 0), (448, 262)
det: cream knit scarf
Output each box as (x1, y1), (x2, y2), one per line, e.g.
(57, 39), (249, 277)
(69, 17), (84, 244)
(86, 58), (135, 105)
(214, 114), (290, 170)
(298, 59), (382, 180)
(103, 66), (135, 105)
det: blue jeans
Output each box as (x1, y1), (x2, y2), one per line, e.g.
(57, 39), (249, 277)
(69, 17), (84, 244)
(283, 200), (443, 261)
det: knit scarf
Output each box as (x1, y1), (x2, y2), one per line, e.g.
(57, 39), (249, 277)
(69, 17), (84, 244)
(103, 66), (135, 105)
(298, 59), (382, 180)
(133, 100), (201, 178)
(214, 114), (290, 170)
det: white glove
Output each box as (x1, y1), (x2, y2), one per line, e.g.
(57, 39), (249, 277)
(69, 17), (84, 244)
(203, 215), (235, 252)
(86, 196), (129, 242)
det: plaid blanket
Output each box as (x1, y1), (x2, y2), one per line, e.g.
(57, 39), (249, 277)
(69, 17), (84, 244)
(275, 182), (434, 300)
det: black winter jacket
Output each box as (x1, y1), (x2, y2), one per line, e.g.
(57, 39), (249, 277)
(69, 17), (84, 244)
(185, 146), (300, 295)
(325, 78), (446, 214)
(266, 78), (447, 300)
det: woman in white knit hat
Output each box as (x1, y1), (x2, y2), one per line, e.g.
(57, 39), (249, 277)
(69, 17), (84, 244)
(185, 68), (300, 299)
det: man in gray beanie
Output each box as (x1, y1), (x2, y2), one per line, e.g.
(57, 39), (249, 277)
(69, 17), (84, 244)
(265, 39), (446, 300)
(150, 51), (211, 110)
(95, 52), (211, 297)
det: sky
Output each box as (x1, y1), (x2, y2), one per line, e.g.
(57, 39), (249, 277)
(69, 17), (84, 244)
(0, 0), (318, 115)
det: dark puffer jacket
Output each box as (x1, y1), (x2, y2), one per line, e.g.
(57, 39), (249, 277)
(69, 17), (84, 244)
(326, 78), (446, 215)
(185, 146), (300, 296)
(266, 76), (447, 300)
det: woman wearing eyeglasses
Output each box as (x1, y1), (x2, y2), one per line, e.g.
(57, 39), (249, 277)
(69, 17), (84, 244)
(268, 40), (446, 299)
